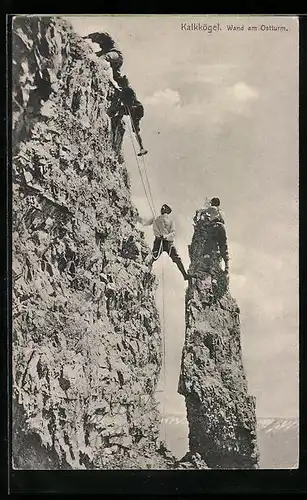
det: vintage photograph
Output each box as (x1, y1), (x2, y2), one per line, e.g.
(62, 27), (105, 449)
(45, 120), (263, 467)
(11, 14), (299, 470)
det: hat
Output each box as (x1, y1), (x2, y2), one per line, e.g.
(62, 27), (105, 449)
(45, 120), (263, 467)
(161, 204), (172, 214)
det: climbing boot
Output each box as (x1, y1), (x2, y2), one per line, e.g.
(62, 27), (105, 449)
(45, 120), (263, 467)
(180, 269), (189, 281)
(137, 148), (148, 156)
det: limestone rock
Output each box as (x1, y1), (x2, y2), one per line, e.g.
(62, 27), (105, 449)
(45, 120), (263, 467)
(12, 16), (169, 470)
(178, 210), (260, 469)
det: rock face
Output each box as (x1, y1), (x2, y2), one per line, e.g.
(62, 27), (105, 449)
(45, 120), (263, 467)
(12, 16), (170, 470)
(178, 212), (259, 469)
(11, 16), (260, 472)
(176, 452), (209, 470)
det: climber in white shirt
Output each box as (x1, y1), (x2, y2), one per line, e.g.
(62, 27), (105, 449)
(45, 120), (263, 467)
(137, 204), (189, 280)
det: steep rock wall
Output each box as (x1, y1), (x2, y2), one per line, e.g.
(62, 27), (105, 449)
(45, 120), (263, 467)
(12, 16), (169, 470)
(178, 214), (259, 469)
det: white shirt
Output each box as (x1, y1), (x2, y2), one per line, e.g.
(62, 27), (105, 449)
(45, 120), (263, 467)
(138, 213), (176, 242)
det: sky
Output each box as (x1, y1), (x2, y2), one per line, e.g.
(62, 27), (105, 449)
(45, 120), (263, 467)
(65, 15), (299, 421)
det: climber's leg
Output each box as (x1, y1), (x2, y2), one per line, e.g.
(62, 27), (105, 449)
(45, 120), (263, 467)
(130, 105), (148, 156)
(109, 100), (124, 148)
(113, 117), (125, 151)
(136, 131), (148, 157)
(217, 224), (229, 273)
(212, 223), (229, 273)
(136, 131), (148, 156)
(167, 242), (189, 280)
(224, 257), (229, 274)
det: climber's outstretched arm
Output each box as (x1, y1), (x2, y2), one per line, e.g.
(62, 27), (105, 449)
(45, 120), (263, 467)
(137, 215), (154, 226)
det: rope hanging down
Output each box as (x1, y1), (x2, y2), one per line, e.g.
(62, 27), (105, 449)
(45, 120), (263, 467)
(161, 258), (167, 443)
(125, 108), (168, 443)
(125, 106), (156, 217)
(125, 106), (156, 218)
(140, 152), (157, 219)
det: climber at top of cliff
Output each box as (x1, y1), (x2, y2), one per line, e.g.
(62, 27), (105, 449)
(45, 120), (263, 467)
(137, 204), (189, 280)
(193, 198), (229, 274)
(194, 197), (225, 226)
(210, 197), (225, 223)
(83, 32), (123, 90)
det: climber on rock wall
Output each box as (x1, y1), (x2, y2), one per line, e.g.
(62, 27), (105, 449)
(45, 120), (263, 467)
(83, 32), (123, 77)
(83, 32), (123, 90)
(137, 204), (189, 280)
(118, 75), (148, 156)
(83, 33), (147, 156)
(104, 74), (148, 156)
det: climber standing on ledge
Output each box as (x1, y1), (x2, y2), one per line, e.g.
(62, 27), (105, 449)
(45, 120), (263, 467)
(194, 197), (229, 274)
(137, 204), (189, 280)
(194, 197), (225, 225)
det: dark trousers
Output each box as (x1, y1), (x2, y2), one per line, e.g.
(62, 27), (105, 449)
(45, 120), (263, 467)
(126, 104), (144, 149)
(211, 223), (229, 264)
(152, 237), (187, 278)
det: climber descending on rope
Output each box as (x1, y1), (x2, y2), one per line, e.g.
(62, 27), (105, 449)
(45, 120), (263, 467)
(137, 204), (189, 280)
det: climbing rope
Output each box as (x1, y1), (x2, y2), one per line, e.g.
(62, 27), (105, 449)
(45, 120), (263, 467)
(141, 153), (157, 219)
(125, 105), (157, 218)
(161, 259), (167, 443)
(125, 104), (170, 445)
(125, 106), (156, 218)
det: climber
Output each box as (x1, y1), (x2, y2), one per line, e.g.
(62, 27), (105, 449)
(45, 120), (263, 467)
(193, 198), (229, 273)
(137, 204), (189, 280)
(83, 32), (123, 90)
(194, 197), (224, 225)
(208, 198), (228, 272)
(119, 75), (148, 156)
(83, 32), (147, 156)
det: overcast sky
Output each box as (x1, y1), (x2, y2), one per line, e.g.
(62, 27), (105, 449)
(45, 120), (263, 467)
(66, 15), (299, 420)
